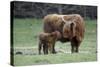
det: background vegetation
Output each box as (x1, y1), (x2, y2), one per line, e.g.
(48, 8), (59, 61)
(12, 1), (97, 19)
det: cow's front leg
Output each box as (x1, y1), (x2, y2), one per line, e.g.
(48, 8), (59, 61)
(71, 42), (75, 53)
(75, 41), (81, 53)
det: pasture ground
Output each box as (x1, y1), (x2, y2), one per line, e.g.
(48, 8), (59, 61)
(12, 18), (97, 66)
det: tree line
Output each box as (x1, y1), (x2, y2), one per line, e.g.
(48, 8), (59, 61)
(12, 1), (97, 19)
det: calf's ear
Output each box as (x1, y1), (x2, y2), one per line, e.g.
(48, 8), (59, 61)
(49, 32), (57, 37)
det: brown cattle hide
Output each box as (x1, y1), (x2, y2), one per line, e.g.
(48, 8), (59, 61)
(43, 14), (85, 53)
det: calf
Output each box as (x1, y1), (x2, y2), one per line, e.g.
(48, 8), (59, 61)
(38, 31), (61, 54)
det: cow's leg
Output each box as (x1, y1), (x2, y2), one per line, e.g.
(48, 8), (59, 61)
(38, 41), (42, 55)
(75, 46), (79, 53)
(71, 37), (79, 53)
(71, 45), (74, 53)
(71, 41), (75, 53)
(75, 41), (81, 53)
(71, 37), (81, 53)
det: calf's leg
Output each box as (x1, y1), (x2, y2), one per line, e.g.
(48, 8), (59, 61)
(38, 41), (42, 55)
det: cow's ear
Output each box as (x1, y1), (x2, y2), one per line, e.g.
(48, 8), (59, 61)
(70, 22), (76, 37)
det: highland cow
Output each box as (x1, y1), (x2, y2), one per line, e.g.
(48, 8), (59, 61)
(38, 31), (61, 54)
(43, 14), (85, 53)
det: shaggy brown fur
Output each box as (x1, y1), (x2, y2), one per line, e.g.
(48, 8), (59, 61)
(43, 14), (85, 53)
(38, 31), (61, 54)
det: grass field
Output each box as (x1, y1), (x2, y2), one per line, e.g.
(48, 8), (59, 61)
(13, 18), (97, 66)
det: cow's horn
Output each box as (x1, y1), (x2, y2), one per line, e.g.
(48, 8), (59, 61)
(61, 16), (67, 23)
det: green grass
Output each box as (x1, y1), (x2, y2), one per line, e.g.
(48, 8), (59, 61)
(14, 53), (96, 66)
(13, 18), (43, 47)
(13, 18), (97, 66)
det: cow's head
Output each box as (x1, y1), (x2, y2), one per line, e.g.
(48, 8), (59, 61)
(61, 16), (76, 39)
